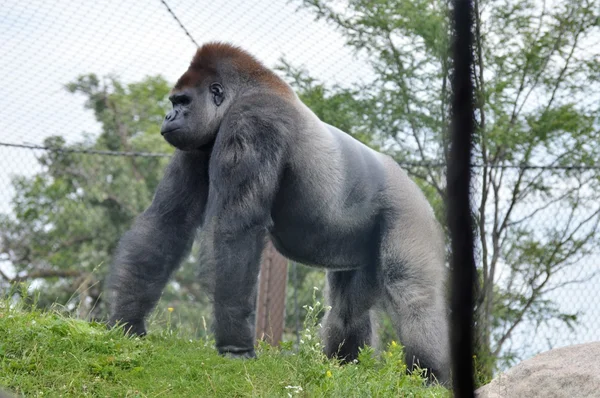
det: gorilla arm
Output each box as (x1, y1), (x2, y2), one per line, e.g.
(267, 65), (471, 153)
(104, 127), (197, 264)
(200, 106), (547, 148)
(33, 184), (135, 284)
(107, 150), (209, 335)
(202, 95), (290, 357)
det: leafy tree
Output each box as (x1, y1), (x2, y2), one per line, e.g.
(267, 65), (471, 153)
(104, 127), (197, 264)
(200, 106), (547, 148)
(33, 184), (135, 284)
(295, 0), (600, 378)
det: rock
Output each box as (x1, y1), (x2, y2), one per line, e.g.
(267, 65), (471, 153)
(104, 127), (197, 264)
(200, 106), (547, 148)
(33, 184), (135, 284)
(476, 342), (600, 398)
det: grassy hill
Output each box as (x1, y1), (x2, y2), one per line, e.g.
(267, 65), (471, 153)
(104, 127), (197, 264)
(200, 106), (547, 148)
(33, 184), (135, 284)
(0, 299), (449, 397)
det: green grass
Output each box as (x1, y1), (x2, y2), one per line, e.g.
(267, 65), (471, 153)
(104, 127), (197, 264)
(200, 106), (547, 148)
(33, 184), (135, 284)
(0, 300), (449, 397)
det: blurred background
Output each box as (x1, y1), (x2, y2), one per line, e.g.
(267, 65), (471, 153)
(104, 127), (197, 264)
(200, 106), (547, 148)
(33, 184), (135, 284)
(1, 0), (599, 378)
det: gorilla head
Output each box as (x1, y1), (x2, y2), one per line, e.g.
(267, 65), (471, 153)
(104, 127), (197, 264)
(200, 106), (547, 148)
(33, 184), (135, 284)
(160, 64), (227, 150)
(160, 44), (291, 151)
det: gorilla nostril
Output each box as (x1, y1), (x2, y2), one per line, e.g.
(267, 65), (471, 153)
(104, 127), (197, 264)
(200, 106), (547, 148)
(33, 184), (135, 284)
(165, 110), (177, 121)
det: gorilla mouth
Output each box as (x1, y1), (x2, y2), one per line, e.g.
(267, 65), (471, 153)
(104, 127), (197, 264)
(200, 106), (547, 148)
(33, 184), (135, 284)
(161, 128), (181, 136)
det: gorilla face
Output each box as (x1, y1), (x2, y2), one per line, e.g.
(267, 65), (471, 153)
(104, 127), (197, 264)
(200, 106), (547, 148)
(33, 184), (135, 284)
(161, 80), (228, 151)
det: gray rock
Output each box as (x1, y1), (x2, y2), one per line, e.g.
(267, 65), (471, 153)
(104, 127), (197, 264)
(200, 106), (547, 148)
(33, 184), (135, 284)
(476, 342), (600, 398)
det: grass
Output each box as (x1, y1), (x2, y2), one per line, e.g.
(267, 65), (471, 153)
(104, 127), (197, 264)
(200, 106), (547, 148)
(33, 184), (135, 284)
(0, 298), (450, 397)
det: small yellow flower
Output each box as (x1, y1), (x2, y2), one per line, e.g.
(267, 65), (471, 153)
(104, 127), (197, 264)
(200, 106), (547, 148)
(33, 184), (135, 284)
(326, 370), (332, 378)
(391, 340), (398, 348)
(167, 307), (174, 313)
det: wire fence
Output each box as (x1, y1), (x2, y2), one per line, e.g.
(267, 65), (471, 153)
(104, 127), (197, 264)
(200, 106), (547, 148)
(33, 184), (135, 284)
(3, 141), (600, 170)
(1, 0), (599, 367)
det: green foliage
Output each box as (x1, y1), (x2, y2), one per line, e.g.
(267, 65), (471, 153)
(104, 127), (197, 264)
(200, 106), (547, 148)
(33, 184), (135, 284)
(0, 298), (449, 397)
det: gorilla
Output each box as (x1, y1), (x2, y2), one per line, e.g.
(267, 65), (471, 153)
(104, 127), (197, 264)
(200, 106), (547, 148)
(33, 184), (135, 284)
(107, 42), (450, 383)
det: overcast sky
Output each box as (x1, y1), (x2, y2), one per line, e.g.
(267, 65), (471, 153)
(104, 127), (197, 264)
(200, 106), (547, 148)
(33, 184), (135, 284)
(1, 0), (599, 365)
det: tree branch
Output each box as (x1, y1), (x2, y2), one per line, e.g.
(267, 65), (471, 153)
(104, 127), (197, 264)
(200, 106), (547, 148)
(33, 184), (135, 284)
(384, 31), (445, 199)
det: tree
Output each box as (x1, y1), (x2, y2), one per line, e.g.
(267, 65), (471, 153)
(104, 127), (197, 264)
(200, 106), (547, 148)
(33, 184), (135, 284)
(0, 75), (211, 332)
(296, 0), (600, 377)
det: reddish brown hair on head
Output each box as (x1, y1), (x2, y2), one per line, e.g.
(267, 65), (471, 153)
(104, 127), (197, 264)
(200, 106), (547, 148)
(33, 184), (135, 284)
(174, 42), (293, 96)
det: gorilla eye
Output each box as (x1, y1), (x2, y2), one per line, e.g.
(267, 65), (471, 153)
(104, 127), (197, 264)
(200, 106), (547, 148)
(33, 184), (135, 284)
(169, 93), (191, 106)
(210, 83), (224, 106)
(178, 95), (191, 106)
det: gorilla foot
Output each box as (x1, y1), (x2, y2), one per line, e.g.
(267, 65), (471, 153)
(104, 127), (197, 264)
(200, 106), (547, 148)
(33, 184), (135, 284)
(219, 347), (257, 359)
(107, 318), (147, 337)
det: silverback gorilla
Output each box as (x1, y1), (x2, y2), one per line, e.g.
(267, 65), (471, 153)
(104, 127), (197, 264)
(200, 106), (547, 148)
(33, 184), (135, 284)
(107, 42), (450, 383)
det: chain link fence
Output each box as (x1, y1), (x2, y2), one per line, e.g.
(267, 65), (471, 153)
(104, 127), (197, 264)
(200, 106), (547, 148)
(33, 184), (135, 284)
(1, 0), (599, 367)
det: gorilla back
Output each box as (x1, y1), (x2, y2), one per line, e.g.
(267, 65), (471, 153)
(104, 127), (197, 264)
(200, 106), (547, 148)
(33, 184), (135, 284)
(107, 42), (450, 384)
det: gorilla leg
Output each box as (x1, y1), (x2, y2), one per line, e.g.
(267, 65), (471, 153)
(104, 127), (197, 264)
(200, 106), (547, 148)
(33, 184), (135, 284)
(322, 269), (380, 362)
(381, 258), (450, 384)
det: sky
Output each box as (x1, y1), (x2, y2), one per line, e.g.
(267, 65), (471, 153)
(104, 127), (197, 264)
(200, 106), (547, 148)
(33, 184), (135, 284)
(1, 0), (599, 367)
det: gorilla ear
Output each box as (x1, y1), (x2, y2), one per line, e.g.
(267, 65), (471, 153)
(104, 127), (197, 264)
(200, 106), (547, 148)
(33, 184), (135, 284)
(210, 83), (224, 106)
